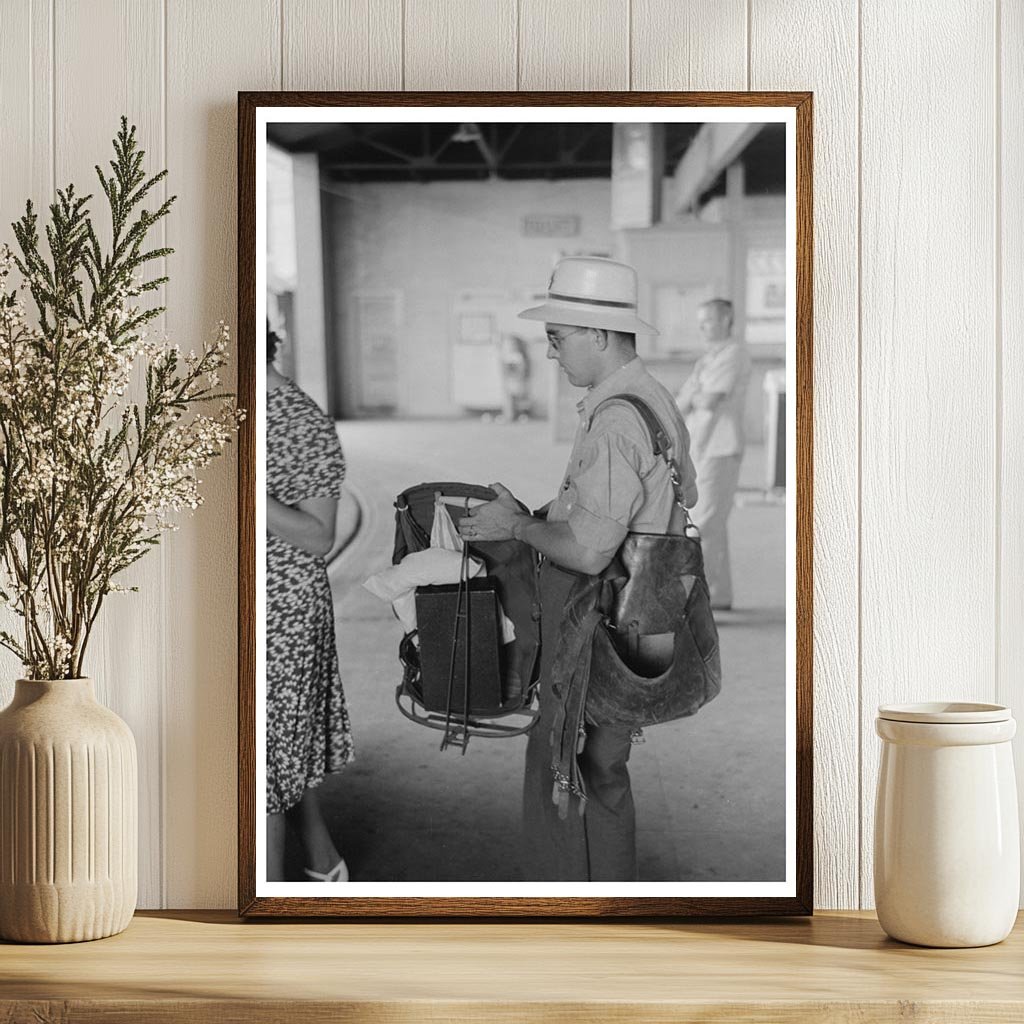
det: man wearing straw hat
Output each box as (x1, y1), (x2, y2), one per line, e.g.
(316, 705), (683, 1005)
(458, 256), (698, 881)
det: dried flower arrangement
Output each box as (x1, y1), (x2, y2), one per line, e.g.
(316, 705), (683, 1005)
(0, 118), (241, 679)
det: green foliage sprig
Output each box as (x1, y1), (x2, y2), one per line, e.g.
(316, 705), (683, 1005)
(0, 117), (242, 679)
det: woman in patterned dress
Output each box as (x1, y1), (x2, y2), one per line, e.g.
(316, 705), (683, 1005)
(266, 323), (354, 882)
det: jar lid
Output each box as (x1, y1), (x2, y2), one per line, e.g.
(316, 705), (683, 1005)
(877, 702), (1011, 724)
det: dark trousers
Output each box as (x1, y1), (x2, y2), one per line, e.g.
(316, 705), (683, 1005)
(521, 561), (638, 881)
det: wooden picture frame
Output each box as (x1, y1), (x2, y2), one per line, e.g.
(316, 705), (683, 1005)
(238, 91), (813, 917)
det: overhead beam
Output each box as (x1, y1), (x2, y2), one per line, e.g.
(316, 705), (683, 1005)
(671, 123), (763, 214)
(321, 157), (613, 176)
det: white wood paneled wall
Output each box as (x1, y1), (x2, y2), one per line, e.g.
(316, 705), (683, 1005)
(0, 0), (1019, 910)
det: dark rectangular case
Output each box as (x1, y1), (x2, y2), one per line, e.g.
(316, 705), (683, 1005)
(415, 578), (503, 715)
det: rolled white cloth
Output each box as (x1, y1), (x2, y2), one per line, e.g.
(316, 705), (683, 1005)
(363, 548), (515, 641)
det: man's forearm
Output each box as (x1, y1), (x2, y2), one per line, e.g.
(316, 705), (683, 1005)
(691, 391), (723, 411)
(691, 391), (724, 453)
(513, 516), (616, 575)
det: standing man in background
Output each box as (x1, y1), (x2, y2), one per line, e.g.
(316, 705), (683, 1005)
(676, 299), (751, 610)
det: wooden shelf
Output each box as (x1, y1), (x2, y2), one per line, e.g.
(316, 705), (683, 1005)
(2, 910), (1023, 1022)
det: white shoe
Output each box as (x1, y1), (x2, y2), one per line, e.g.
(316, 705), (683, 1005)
(304, 858), (349, 882)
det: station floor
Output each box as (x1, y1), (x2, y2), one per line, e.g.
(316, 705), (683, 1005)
(288, 416), (788, 883)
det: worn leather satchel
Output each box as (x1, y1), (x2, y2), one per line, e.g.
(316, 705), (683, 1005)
(545, 395), (723, 816)
(584, 394), (722, 729)
(586, 529), (721, 728)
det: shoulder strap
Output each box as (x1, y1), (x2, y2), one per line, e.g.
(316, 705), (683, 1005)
(592, 394), (672, 459)
(591, 394), (693, 525)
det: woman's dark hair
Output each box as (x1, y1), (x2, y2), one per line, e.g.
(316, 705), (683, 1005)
(266, 319), (281, 362)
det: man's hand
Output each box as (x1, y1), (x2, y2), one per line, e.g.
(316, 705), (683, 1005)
(489, 481), (522, 512)
(460, 483), (617, 574)
(458, 481), (530, 543)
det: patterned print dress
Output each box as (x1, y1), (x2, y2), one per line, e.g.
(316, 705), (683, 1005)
(266, 377), (353, 815)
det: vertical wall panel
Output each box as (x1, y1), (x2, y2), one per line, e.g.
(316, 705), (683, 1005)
(750, 2), (860, 910)
(53, 1), (163, 227)
(0, 3), (52, 698)
(1000, 0), (1024, 902)
(519, 0), (628, 90)
(631, 0), (746, 90)
(164, 0), (280, 907)
(283, 0), (402, 90)
(31, 0), (53, 204)
(404, 0), (516, 89)
(0, 0), (52, 227)
(860, 0), (998, 908)
(49, 0), (166, 909)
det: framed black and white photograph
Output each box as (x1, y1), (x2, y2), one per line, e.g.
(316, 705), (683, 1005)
(237, 92), (812, 917)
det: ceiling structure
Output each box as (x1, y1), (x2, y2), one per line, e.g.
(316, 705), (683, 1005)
(267, 121), (787, 200)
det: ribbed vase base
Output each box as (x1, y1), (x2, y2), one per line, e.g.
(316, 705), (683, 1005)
(0, 679), (139, 945)
(0, 880), (135, 943)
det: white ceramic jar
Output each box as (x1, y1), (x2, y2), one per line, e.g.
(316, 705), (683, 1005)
(874, 702), (1019, 947)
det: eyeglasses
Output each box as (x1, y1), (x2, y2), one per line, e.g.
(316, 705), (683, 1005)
(545, 326), (589, 352)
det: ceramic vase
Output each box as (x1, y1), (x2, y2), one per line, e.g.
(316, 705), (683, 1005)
(874, 702), (1019, 948)
(0, 678), (137, 943)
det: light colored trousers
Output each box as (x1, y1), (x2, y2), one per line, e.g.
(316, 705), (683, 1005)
(691, 453), (743, 608)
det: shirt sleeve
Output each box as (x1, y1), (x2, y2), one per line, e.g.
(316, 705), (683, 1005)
(700, 344), (746, 395)
(674, 372), (699, 410)
(565, 409), (647, 552)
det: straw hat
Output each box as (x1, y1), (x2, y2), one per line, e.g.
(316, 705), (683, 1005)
(519, 256), (658, 336)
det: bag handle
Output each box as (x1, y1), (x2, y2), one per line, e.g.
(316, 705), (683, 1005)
(440, 497), (474, 754)
(591, 394), (697, 532)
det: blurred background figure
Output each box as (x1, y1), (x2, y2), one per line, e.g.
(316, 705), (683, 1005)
(499, 333), (532, 422)
(676, 299), (751, 610)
